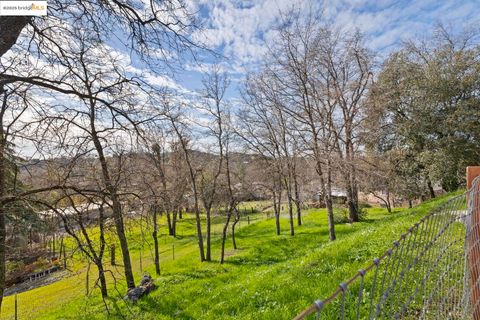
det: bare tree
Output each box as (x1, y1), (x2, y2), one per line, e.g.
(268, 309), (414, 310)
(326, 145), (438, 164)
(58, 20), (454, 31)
(196, 66), (229, 261)
(138, 130), (189, 274)
(0, 0), (205, 64)
(0, 84), (27, 308)
(0, 82), (71, 308)
(244, 10), (344, 240)
(47, 194), (110, 301)
(357, 155), (396, 213)
(219, 139), (239, 263)
(165, 106), (206, 262)
(22, 30), (155, 289)
(0, 0), (211, 310)
(238, 77), (287, 236)
(240, 73), (300, 236)
(316, 30), (372, 222)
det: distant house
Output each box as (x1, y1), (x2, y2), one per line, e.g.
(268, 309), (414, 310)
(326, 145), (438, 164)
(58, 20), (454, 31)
(316, 187), (347, 205)
(38, 202), (113, 231)
(38, 202), (105, 219)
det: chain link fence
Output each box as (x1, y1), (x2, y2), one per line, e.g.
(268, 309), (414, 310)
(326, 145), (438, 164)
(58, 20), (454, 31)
(294, 177), (480, 320)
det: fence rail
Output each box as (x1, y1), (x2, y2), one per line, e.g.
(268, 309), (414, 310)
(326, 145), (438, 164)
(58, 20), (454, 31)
(294, 173), (480, 320)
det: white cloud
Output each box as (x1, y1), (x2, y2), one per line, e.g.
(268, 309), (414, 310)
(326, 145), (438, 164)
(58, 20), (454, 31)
(144, 73), (185, 91)
(193, 0), (480, 72)
(193, 0), (303, 71)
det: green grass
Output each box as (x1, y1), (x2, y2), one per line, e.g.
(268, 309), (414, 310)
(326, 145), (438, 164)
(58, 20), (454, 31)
(0, 191), (462, 319)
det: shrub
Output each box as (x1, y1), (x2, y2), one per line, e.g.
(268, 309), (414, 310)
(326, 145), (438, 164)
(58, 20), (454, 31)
(333, 206), (368, 223)
(333, 207), (349, 224)
(358, 207), (368, 221)
(33, 257), (50, 272)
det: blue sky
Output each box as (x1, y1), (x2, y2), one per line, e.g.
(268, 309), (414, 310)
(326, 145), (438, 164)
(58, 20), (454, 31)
(155, 0), (479, 99)
(6, 0), (479, 157)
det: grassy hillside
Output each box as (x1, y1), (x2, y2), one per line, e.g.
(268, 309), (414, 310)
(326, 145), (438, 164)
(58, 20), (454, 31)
(1, 192), (461, 319)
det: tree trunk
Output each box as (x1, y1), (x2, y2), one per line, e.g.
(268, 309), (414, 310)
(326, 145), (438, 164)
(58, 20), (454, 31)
(220, 211), (232, 264)
(193, 185), (205, 261)
(0, 17), (30, 58)
(386, 190), (392, 213)
(284, 176), (295, 236)
(427, 178), (436, 199)
(313, 149), (335, 241)
(152, 210), (160, 275)
(346, 122), (359, 222)
(350, 163), (360, 218)
(352, 178), (359, 214)
(288, 202), (294, 236)
(0, 192), (4, 312)
(231, 213), (240, 249)
(205, 207), (211, 261)
(0, 116), (6, 310)
(96, 262), (108, 298)
(326, 190), (335, 239)
(90, 106), (135, 289)
(293, 173), (302, 226)
(385, 202), (392, 214)
(272, 187), (281, 235)
(169, 119), (204, 261)
(166, 209), (173, 236)
(110, 244), (116, 266)
(371, 192), (392, 214)
(325, 158), (336, 241)
(171, 209), (177, 237)
(345, 177), (359, 222)
(310, 119), (335, 242)
(111, 198), (135, 289)
(326, 196), (335, 241)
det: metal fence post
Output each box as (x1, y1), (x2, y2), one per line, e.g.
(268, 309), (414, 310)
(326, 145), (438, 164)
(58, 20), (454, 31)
(467, 166), (480, 320)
